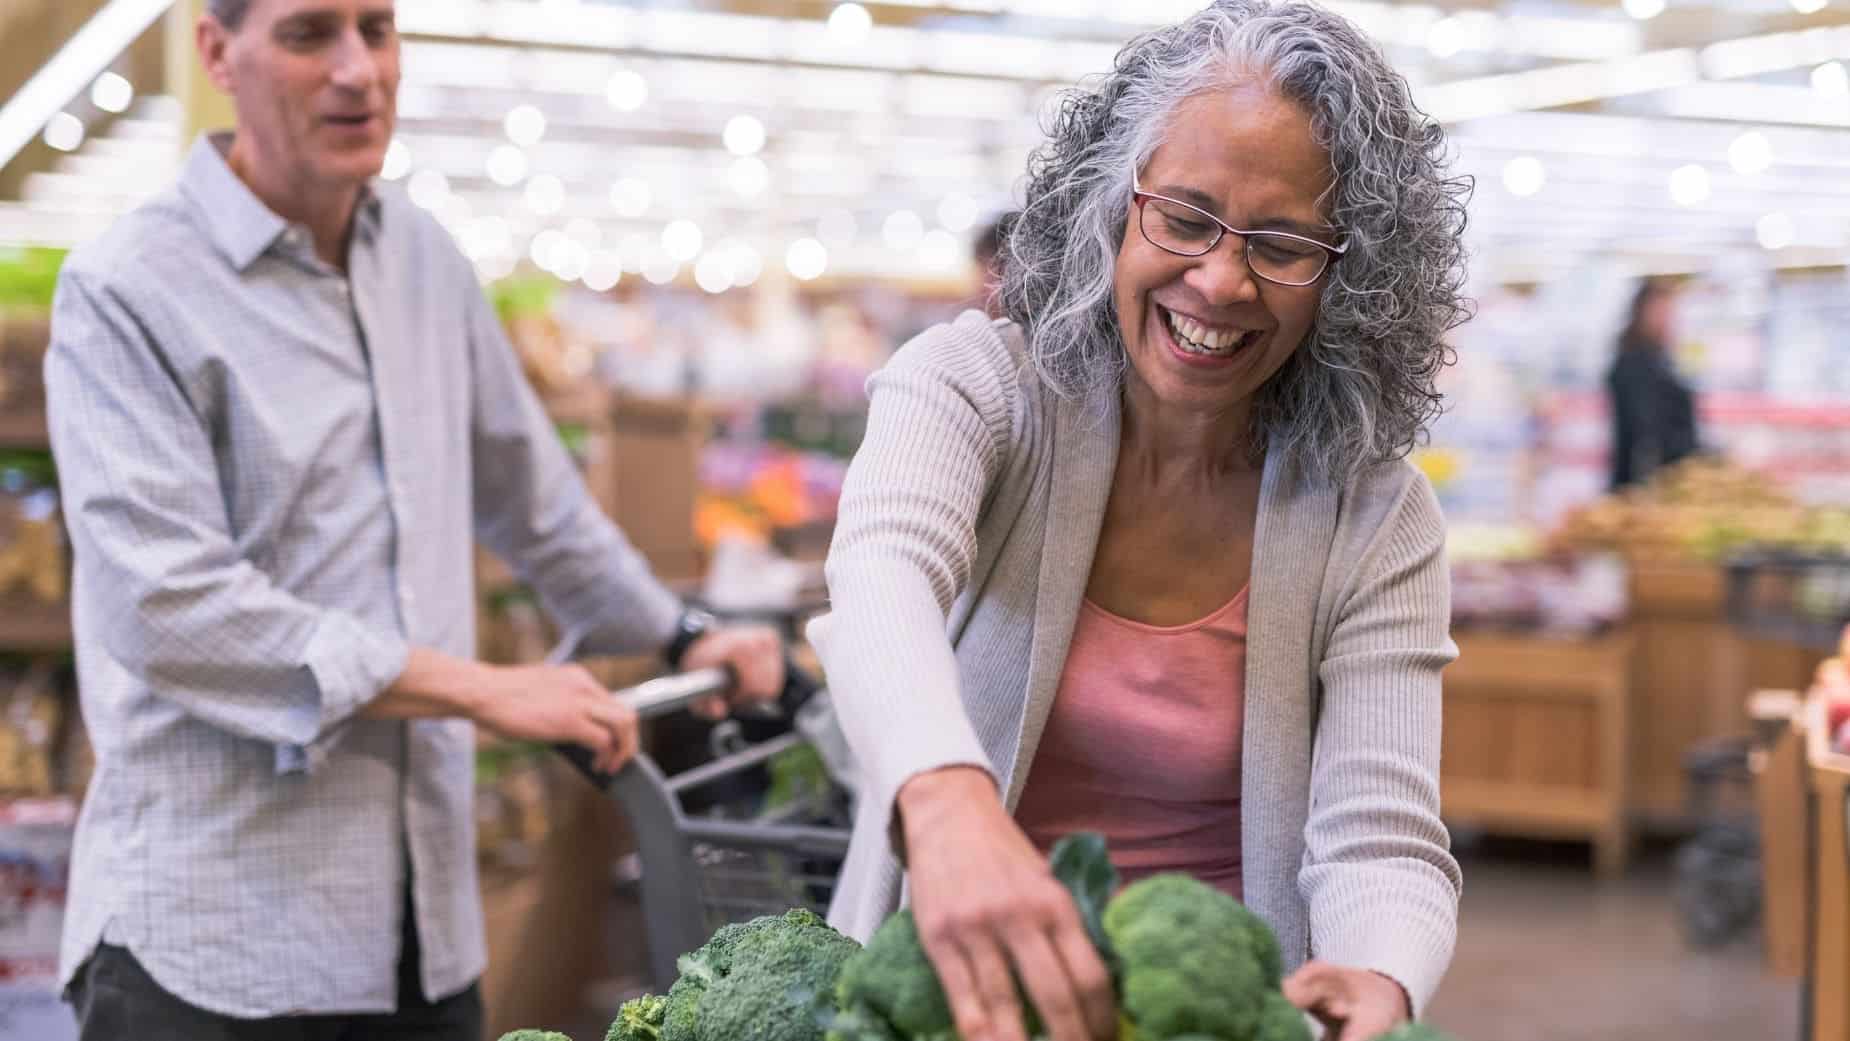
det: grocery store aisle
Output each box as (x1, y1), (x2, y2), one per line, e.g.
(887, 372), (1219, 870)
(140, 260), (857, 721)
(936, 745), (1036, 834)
(1427, 837), (1798, 1041)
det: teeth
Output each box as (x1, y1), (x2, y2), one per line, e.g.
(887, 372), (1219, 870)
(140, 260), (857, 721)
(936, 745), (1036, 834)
(1163, 307), (1248, 355)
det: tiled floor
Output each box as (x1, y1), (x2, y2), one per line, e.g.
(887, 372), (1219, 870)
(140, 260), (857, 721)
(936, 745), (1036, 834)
(1426, 836), (1800, 1041)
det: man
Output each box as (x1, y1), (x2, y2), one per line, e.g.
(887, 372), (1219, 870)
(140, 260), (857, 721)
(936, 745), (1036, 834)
(45, 1), (784, 1037)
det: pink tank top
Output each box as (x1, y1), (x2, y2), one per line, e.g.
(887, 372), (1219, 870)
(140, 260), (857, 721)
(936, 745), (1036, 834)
(1014, 586), (1248, 901)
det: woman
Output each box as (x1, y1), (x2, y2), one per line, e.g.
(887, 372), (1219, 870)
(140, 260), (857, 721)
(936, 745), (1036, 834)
(1608, 279), (1699, 490)
(807, 3), (1471, 1040)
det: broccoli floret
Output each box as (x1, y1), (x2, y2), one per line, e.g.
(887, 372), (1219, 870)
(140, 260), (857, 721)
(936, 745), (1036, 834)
(1103, 874), (1287, 1041)
(637, 907), (861, 1041)
(607, 994), (668, 1041)
(498, 1032), (573, 1041)
(827, 909), (958, 1041)
(1250, 992), (1313, 1041)
(1374, 1025), (1461, 1041)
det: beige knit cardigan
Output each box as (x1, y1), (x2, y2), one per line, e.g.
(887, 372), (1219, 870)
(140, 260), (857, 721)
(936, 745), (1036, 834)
(807, 310), (1462, 1013)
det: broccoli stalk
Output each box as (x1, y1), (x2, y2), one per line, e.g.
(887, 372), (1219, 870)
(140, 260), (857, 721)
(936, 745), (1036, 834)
(498, 1032), (574, 1041)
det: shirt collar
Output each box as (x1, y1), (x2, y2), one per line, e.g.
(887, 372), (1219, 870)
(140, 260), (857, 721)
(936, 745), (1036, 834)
(181, 132), (386, 271)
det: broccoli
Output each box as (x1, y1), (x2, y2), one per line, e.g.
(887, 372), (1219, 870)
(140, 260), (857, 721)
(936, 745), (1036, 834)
(1104, 873), (1307, 1041)
(827, 908), (958, 1041)
(612, 907), (862, 1041)
(607, 994), (668, 1041)
(498, 1032), (573, 1041)
(1374, 1025), (1461, 1041)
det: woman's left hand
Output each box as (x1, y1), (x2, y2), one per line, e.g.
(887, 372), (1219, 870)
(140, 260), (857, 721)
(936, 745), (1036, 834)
(1282, 961), (1411, 1041)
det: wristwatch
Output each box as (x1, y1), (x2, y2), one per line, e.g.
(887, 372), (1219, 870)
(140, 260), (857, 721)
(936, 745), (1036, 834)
(662, 606), (718, 669)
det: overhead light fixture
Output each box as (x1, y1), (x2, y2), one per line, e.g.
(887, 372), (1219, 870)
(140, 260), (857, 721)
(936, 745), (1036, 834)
(1668, 164), (1711, 206)
(610, 177), (652, 218)
(408, 169), (450, 210)
(1501, 156), (1546, 197)
(723, 114), (766, 156)
(785, 237), (829, 281)
(1622, 0), (1666, 19)
(91, 72), (133, 114)
(504, 104), (546, 147)
(827, 3), (874, 44)
(1756, 211), (1795, 250)
(41, 112), (85, 152)
(607, 69), (649, 112)
(553, 240), (590, 283)
(584, 250), (623, 292)
(1727, 131), (1773, 175)
(920, 229), (962, 271)
(937, 193), (979, 232)
(1426, 17), (1467, 59)
(1790, 0), (1828, 13)
(694, 251), (735, 294)
(525, 173), (566, 216)
(642, 254), (680, 286)
(1814, 61), (1850, 97)
(381, 139), (412, 181)
(883, 209), (924, 250)
(531, 228), (568, 272)
(722, 241), (764, 287)
(487, 144), (528, 187)
(728, 156), (770, 198)
(663, 219), (704, 262)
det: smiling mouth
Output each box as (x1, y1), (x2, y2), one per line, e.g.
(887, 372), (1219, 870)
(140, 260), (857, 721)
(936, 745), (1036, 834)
(1157, 304), (1262, 357)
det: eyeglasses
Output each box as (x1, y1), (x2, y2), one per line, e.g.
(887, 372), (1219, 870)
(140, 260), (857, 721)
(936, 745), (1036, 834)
(1131, 179), (1345, 287)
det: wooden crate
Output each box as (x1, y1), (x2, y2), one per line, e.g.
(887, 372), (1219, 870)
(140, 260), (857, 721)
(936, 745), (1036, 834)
(1628, 562), (1830, 828)
(1808, 696), (1850, 1041)
(1442, 630), (1635, 876)
(1752, 690), (1809, 981)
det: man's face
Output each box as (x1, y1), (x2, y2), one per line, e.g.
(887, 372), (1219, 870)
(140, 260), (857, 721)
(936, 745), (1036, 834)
(199, 0), (400, 191)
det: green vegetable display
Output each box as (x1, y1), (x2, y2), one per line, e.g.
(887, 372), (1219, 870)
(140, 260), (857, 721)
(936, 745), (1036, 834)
(498, 834), (1465, 1041)
(609, 906), (861, 1041)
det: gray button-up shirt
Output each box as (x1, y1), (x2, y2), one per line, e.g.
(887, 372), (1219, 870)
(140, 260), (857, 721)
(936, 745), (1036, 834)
(46, 134), (683, 1017)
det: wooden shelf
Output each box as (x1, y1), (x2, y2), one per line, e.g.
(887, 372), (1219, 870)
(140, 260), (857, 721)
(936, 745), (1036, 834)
(0, 405), (50, 450)
(0, 600), (71, 652)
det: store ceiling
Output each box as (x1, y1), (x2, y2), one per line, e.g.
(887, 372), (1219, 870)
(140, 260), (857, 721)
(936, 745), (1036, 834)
(4, 0), (1850, 289)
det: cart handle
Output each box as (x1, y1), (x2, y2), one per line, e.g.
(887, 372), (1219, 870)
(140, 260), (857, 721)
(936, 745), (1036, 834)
(550, 654), (824, 788)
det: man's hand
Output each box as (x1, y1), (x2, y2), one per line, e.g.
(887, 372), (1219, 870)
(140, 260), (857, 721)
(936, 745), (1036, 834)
(470, 663), (639, 774)
(370, 649), (638, 774)
(678, 623), (785, 721)
(1282, 961), (1412, 1041)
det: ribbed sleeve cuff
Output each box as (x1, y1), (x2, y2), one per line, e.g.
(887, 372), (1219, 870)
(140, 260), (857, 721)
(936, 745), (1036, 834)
(1308, 870), (1458, 1018)
(274, 612), (410, 775)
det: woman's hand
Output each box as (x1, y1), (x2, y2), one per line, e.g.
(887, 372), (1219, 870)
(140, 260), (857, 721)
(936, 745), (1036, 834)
(896, 766), (1116, 1041)
(1282, 961), (1412, 1041)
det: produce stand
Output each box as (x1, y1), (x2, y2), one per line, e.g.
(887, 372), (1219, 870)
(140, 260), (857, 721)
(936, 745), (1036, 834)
(1442, 629), (1636, 876)
(1806, 694), (1850, 1041)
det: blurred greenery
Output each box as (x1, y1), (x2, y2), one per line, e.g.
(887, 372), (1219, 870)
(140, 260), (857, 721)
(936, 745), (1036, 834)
(489, 275), (557, 325)
(0, 248), (68, 315)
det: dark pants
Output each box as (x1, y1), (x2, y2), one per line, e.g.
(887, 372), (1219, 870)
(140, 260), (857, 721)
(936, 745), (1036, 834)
(67, 891), (482, 1041)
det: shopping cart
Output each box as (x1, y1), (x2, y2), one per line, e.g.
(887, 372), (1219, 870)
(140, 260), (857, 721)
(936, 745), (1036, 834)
(547, 655), (854, 991)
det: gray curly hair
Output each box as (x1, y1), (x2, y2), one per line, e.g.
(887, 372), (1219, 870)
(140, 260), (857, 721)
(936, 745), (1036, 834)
(997, 0), (1472, 481)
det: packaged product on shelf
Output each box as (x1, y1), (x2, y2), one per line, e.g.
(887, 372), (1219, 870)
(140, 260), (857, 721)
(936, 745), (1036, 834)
(0, 795), (77, 1041)
(0, 664), (60, 797)
(0, 455), (64, 606)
